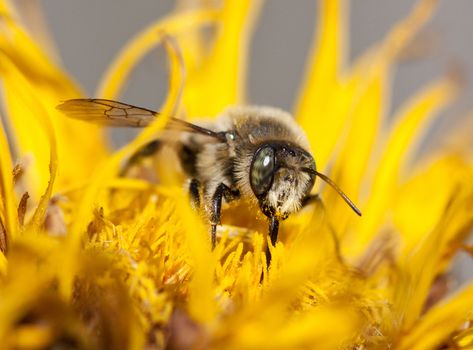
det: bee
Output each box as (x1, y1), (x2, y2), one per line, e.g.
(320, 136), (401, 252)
(58, 99), (361, 259)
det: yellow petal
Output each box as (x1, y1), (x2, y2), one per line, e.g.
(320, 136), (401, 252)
(218, 304), (360, 350)
(0, 52), (57, 234)
(324, 0), (439, 239)
(0, 120), (14, 270)
(295, 0), (346, 114)
(0, 12), (108, 194)
(182, 0), (263, 118)
(1, 74), (50, 196)
(294, 0), (347, 166)
(324, 61), (390, 238)
(176, 196), (217, 324)
(63, 37), (184, 299)
(394, 155), (473, 253)
(352, 75), (458, 254)
(97, 9), (219, 100)
(397, 284), (473, 350)
(393, 179), (473, 329)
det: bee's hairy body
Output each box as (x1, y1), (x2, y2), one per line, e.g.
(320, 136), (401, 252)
(57, 98), (361, 263)
(179, 106), (314, 221)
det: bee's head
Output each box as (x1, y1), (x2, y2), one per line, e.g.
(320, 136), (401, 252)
(250, 142), (316, 220)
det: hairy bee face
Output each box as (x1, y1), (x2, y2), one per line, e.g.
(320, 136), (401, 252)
(250, 142), (316, 220)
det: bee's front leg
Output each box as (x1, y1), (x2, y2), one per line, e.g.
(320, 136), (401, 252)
(210, 183), (239, 249)
(269, 216), (280, 246)
(301, 193), (321, 208)
(265, 216), (279, 266)
(189, 179), (201, 210)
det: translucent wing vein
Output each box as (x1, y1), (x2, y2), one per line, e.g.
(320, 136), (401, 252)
(57, 99), (158, 127)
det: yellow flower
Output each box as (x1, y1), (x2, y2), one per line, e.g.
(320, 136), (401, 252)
(0, 0), (472, 349)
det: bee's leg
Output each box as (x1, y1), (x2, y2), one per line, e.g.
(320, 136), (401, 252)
(301, 194), (344, 264)
(301, 193), (321, 208)
(265, 216), (280, 267)
(189, 179), (201, 210)
(210, 183), (239, 249)
(120, 140), (161, 176)
(269, 216), (280, 246)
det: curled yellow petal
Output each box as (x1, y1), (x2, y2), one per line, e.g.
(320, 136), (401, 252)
(97, 9), (218, 100)
(0, 52), (57, 233)
(0, 10), (108, 194)
(63, 36), (185, 299)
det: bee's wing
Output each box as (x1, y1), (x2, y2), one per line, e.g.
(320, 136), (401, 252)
(58, 98), (228, 141)
(57, 98), (158, 127)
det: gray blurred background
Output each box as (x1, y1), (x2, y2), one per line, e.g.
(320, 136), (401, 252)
(36, 1), (472, 280)
(36, 0), (473, 154)
(38, 1), (473, 116)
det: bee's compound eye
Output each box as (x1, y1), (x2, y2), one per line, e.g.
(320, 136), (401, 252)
(250, 146), (275, 197)
(226, 131), (236, 141)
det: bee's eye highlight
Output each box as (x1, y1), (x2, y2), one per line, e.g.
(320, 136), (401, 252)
(250, 146), (275, 197)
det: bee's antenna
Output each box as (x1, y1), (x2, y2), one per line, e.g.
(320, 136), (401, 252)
(302, 168), (362, 216)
